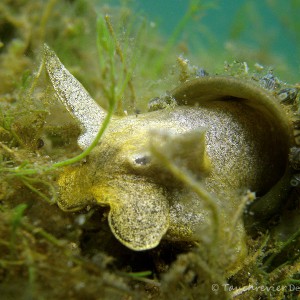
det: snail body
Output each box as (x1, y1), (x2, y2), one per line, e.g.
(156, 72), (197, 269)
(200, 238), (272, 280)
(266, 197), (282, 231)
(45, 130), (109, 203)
(44, 45), (292, 261)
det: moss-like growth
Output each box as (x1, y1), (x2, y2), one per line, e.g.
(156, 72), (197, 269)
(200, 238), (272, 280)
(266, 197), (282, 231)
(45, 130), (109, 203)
(1, 1), (300, 299)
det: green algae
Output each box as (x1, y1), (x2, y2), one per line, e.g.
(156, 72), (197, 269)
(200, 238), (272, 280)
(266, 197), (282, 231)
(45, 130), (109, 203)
(1, 1), (300, 299)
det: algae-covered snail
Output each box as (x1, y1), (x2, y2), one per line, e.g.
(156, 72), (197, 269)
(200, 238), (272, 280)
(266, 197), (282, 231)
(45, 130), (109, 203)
(43, 45), (294, 256)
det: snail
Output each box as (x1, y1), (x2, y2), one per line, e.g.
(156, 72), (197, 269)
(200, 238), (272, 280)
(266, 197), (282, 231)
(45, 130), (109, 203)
(44, 45), (293, 262)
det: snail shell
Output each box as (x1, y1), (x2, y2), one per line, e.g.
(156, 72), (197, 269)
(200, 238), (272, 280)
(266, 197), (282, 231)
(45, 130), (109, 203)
(170, 76), (292, 200)
(169, 77), (293, 234)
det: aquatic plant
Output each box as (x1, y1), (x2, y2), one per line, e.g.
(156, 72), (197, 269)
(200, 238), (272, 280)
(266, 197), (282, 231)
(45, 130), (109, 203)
(1, 1), (300, 299)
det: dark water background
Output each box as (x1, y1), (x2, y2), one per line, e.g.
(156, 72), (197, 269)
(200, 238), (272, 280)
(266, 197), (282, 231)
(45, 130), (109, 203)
(106, 0), (300, 81)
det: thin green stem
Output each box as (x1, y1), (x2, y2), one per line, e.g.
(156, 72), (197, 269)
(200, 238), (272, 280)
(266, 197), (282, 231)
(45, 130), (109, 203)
(21, 176), (57, 204)
(22, 222), (65, 247)
(1, 101), (115, 177)
(23, 238), (36, 294)
(123, 271), (152, 278)
(153, 0), (202, 75)
(39, 0), (58, 42)
(264, 226), (300, 270)
(0, 259), (25, 266)
(10, 204), (27, 256)
(27, 59), (45, 98)
(104, 14), (136, 110)
(276, 279), (300, 286)
(52, 104), (115, 169)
